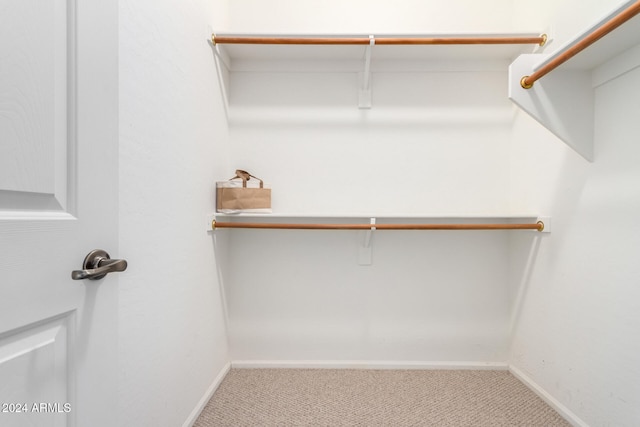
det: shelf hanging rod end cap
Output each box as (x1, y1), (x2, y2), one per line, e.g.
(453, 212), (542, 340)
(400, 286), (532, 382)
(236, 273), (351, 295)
(211, 33), (217, 45)
(536, 221), (544, 232)
(520, 75), (534, 89)
(211, 219), (217, 230)
(539, 33), (547, 46)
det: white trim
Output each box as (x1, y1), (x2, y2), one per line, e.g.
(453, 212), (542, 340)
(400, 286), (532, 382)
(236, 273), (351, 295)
(0, 211), (77, 221)
(509, 365), (589, 427)
(231, 360), (508, 370)
(182, 362), (231, 427)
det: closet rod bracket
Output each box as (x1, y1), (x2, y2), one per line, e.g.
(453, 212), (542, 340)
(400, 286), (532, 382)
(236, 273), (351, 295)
(358, 218), (376, 266)
(207, 213), (218, 232)
(358, 35), (375, 109)
(536, 217), (550, 233)
(363, 217), (376, 248)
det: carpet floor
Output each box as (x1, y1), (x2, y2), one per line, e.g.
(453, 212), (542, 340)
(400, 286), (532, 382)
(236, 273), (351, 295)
(194, 368), (571, 426)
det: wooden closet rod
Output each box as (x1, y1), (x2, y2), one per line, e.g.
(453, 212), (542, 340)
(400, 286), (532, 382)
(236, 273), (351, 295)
(211, 35), (547, 46)
(521, 0), (640, 88)
(212, 220), (545, 231)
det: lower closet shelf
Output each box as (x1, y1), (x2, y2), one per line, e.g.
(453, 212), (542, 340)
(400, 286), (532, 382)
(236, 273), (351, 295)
(208, 214), (549, 233)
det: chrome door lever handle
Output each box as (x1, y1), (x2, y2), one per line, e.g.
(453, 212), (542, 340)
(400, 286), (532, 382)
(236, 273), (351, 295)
(72, 249), (128, 280)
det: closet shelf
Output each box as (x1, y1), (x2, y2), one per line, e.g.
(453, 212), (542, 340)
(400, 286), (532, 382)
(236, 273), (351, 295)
(212, 34), (546, 46)
(211, 31), (545, 109)
(209, 213), (549, 233)
(213, 32), (545, 66)
(509, 0), (640, 161)
(208, 213), (549, 265)
(212, 213), (541, 219)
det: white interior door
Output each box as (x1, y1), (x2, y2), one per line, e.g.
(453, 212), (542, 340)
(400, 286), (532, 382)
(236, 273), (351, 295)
(0, 0), (119, 426)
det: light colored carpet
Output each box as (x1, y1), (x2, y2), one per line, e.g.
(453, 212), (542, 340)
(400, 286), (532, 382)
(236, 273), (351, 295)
(194, 369), (571, 427)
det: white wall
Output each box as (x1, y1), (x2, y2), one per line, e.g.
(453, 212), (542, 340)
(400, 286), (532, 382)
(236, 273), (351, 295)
(224, 74), (515, 363)
(226, 227), (512, 364)
(118, 0), (230, 426)
(508, 48), (640, 427)
(508, 2), (640, 425)
(226, 0), (516, 34)
(228, 69), (512, 216)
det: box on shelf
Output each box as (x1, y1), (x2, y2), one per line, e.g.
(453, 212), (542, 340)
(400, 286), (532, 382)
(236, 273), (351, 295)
(216, 169), (271, 214)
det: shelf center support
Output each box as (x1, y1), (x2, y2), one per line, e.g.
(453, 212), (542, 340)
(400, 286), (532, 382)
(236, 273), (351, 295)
(358, 217), (376, 265)
(358, 35), (375, 109)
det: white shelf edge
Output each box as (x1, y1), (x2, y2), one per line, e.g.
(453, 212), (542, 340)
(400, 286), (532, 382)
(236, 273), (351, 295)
(509, 54), (594, 162)
(211, 212), (542, 219)
(213, 31), (544, 38)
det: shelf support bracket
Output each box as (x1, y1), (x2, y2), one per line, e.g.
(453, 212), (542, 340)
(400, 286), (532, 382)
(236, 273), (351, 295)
(509, 54), (594, 161)
(358, 35), (375, 109)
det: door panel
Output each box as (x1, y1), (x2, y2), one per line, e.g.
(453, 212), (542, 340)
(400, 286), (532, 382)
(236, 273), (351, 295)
(0, 0), (119, 425)
(0, 0), (71, 212)
(0, 314), (72, 427)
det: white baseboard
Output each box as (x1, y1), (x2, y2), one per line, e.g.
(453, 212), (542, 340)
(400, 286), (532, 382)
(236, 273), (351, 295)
(509, 365), (588, 427)
(183, 361), (231, 427)
(231, 360), (509, 370)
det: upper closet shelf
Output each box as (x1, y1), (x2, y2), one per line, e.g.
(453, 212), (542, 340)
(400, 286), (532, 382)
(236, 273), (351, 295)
(211, 32), (546, 69)
(211, 31), (546, 108)
(509, 0), (640, 162)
